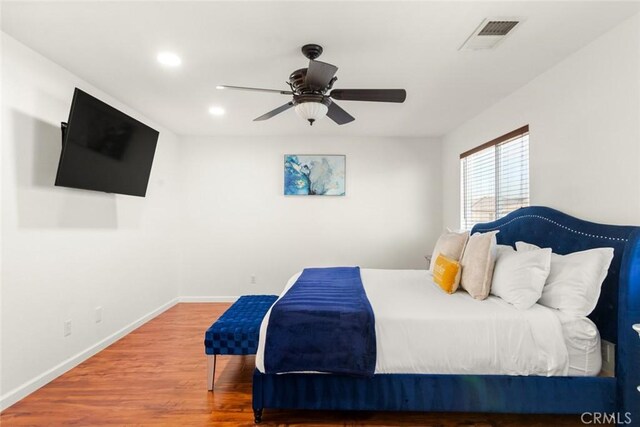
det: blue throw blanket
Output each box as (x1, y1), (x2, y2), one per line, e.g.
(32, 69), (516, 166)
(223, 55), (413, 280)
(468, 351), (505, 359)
(264, 267), (376, 377)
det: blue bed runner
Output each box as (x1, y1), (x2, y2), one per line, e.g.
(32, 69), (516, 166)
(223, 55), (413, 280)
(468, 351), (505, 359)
(264, 267), (376, 377)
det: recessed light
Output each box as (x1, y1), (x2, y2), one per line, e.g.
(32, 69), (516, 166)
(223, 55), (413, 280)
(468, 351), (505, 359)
(209, 106), (225, 116)
(216, 85), (225, 90)
(157, 52), (181, 67)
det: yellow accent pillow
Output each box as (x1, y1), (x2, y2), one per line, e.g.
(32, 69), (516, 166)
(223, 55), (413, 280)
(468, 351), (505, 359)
(433, 254), (462, 294)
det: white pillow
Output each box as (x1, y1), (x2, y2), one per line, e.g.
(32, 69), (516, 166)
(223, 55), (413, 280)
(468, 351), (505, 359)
(495, 244), (515, 259)
(515, 241), (614, 316)
(491, 248), (552, 310)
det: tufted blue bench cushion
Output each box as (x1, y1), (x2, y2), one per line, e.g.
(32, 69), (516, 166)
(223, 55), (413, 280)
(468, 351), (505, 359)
(204, 295), (278, 356)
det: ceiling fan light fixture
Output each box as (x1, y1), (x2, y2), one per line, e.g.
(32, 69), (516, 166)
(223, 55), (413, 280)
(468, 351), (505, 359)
(295, 101), (328, 126)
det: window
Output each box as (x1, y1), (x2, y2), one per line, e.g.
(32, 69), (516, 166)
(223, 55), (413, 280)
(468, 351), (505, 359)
(460, 125), (529, 230)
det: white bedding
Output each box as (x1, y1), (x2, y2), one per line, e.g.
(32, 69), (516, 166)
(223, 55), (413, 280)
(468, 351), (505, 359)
(556, 311), (602, 376)
(256, 269), (600, 376)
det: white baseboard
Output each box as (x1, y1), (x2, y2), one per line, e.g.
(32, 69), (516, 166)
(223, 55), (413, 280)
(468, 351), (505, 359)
(178, 296), (240, 303)
(0, 297), (179, 411)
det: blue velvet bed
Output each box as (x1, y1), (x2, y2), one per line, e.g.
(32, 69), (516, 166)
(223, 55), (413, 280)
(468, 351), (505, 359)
(252, 206), (640, 424)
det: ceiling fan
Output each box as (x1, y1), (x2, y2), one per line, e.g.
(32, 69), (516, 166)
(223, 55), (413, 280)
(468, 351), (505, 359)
(217, 44), (407, 126)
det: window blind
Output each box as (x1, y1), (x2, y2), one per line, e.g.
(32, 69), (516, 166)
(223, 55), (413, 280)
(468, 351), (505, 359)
(460, 126), (529, 230)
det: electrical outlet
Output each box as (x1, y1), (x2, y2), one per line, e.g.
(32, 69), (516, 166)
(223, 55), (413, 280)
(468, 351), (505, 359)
(64, 320), (72, 337)
(250, 275), (257, 285)
(95, 306), (103, 323)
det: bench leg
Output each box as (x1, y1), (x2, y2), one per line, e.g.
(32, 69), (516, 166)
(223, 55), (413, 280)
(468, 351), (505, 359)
(253, 408), (263, 423)
(207, 355), (216, 391)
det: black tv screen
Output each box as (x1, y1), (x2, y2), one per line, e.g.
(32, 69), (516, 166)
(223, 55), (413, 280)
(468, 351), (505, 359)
(55, 88), (159, 197)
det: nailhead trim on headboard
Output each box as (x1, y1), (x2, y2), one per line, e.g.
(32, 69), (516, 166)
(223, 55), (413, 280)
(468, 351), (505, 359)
(475, 214), (629, 242)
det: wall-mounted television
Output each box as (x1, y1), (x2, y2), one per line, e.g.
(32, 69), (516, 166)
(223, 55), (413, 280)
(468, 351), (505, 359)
(55, 88), (159, 197)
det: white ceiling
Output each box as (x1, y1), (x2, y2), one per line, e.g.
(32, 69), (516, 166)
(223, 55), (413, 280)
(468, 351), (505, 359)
(2, 1), (639, 137)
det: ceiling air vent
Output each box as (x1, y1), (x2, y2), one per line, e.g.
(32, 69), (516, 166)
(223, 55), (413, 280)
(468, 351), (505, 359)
(460, 18), (521, 50)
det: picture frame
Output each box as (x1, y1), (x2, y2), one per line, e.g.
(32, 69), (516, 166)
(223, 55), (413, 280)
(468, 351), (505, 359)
(284, 155), (346, 196)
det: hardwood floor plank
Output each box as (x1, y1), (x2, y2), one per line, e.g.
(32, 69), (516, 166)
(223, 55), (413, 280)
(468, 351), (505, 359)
(0, 303), (589, 426)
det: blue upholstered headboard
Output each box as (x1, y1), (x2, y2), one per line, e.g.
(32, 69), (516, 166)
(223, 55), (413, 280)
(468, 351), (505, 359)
(472, 206), (640, 412)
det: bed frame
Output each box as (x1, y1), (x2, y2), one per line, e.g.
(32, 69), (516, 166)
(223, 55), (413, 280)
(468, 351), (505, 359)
(252, 206), (640, 424)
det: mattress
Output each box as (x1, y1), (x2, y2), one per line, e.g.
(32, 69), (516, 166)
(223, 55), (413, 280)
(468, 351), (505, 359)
(256, 269), (601, 377)
(556, 310), (602, 376)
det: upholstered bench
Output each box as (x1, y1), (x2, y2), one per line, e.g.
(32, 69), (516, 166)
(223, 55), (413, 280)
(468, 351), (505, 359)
(204, 295), (278, 390)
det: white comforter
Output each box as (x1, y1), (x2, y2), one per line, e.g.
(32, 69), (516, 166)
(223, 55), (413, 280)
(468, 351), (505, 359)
(256, 269), (570, 376)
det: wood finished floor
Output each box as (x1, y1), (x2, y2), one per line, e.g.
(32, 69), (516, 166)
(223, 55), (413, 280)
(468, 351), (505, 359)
(1, 303), (591, 426)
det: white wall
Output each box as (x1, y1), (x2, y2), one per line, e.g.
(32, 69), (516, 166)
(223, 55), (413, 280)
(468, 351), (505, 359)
(7, 7), (637, 412)
(0, 32), (442, 410)
(178, 135), (442, 297)
(0, 34), (182, 408)
(442, 14), (640, 228)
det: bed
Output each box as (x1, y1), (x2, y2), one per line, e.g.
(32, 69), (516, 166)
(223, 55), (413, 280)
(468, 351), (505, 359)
(252, 206), (640, 423)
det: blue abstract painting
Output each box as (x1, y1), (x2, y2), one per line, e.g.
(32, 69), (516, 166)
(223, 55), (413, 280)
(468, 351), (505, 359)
(284, 155), (346, 196)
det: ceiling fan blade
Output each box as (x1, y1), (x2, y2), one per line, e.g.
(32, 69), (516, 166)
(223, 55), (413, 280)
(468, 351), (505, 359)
(217, 85), (293, 95)
(305, 60), (338, 90)
(326, 101), (355, 125)
(253, 102), (294, 121)
(330, 89), (406, 103)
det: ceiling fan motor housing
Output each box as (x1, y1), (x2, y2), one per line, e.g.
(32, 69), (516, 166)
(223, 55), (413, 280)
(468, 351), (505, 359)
(293, 94), (330, 106)
(289, 68), (308, 92)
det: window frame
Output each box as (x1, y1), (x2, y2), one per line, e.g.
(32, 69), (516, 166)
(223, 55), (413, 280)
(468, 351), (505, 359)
(459, 125), (530, 230)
